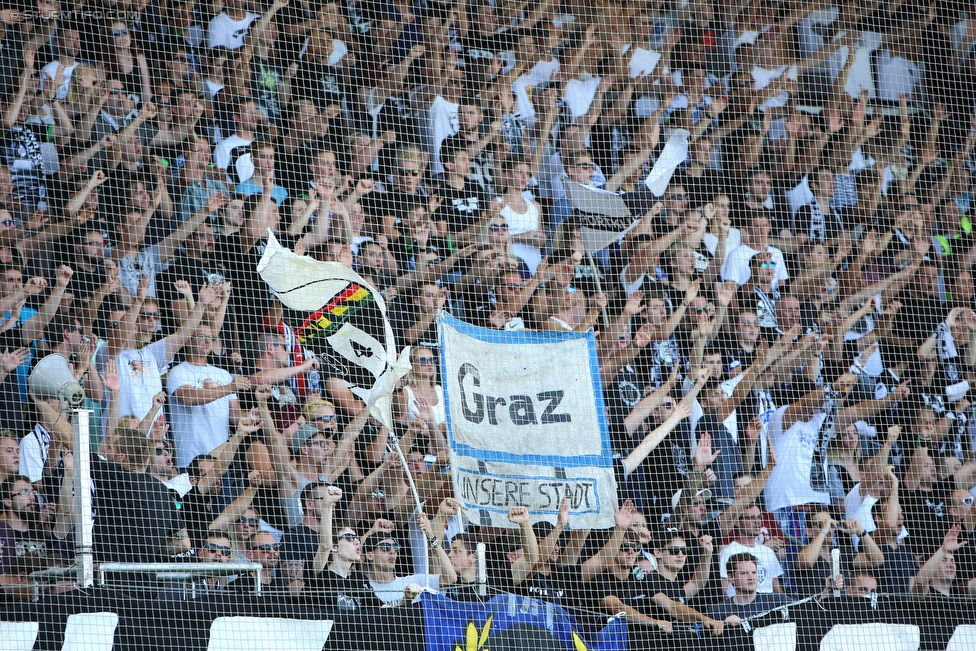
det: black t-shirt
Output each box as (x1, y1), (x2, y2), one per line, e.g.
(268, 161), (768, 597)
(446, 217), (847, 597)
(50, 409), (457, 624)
(902, 480), (953, 557)
(876, 542), (918, 595)
(214, 232), (297, 345)
(792, 202), (847, 243)
(588, 567), (685, 621)
(92, 458), (185, 563)
(434, 178), (486, 234)
(292, 60), (348, 113)
(793, 540), (854, 597)
(180, 486), (215, 550)
(513, 563), (584, 606)
(441, 134), (498, 197)
(302, 568), (382, 610)
(155, 253), (230, 333)
(361, 189), (426, 222)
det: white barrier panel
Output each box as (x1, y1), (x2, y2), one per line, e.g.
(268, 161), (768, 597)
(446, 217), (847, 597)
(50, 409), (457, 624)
(819, 623), (920, 651)
(207, 617), (334, 651)
(62, 612), (119, 651)
(753, 622), (797, 651)
(947, 625), (976, 651)
(0, 622), (39, 651)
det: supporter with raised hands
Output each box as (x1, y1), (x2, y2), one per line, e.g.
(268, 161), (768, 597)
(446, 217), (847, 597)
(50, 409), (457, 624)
(367, 511), (456, 604)
(167, 320), (247, 469)
(260, 383), (365, 527)
(795, 507), (884, 597)
(304, 485), (384, 610)
(913, 525), (969, 598)
(99, 278), (219, 422)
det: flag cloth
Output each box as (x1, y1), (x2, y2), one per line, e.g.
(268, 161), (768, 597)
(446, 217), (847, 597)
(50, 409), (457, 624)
(256, 231), (410, 430)
(644, 128), (690, 196)
(563, 181), (640, 254)
(439, 313), (617, 529)
(420, 593), (627, 651)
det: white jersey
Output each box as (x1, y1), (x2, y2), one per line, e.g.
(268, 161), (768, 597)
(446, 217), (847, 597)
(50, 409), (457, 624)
(207, 11), (259, 49)
(719, 541), (784, 594)
(764, 405), (832, 512)
(167, 362), (238, 468)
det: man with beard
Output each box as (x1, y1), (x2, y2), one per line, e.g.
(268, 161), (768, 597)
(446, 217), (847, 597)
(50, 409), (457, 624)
(0, 475), (64, 574)
(64, 228), (108, 300)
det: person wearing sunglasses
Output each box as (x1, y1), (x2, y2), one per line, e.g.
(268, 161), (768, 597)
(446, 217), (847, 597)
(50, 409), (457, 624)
(194, 534), (234, 593)
(275, 402), (363, 529)
(394, 347), (446, 432)
(229, 531), (290, 596)
(722, 214), (788, 290)
(365, 511), (455, 604)
(302, 519), (382, 609)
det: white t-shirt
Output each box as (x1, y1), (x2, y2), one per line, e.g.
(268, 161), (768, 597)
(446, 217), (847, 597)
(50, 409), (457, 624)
(40, 61), (79, 100)
(167, 362), (238, 468)
(19, 424), (51, 483)
(116, 339), (173, 421)
(429, 95), (459, 176)
(721, 243), (788, 288)
(207, 11), (260, 49)
(213, 134), (253, 174)
(764, 405), (831, 512)
(719, 541), (784, 595)
(703, 227), (742, 266)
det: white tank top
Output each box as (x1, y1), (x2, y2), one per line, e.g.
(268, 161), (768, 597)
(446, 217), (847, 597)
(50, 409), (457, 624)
(500, 200), (542, 275)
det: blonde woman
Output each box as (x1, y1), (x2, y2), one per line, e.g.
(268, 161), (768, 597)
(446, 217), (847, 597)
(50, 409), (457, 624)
(394, 347), (447, 444)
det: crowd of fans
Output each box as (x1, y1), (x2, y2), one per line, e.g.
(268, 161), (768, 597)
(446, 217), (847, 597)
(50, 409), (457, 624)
(0, 0), (974, 640)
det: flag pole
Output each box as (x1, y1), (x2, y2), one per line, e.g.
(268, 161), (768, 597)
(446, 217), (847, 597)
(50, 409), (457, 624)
(584, 250), (611, 330)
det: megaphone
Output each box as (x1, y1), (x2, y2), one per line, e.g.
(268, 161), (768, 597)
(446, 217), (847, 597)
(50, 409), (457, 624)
(28, 354), (85, 407)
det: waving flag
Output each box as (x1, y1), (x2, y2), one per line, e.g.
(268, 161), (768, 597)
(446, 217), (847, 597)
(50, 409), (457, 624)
(257, 232), (410, 430)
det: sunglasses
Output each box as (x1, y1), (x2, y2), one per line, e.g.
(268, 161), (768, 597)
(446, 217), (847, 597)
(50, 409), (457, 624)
(962, 496), (975, 507)
(665, 546), (687, 555)
(370, 490), (386, 499)
(109, 87), (124, 95)
(574, 162), (595, 170)
(314, 414), (338, 423)
(760, 262), (776, 269)
(2, 219), (15, 228)
(238, 517), (258, 526)
(155, 448), (167, 456)
(376, 541), (400, 553)
(112, 28), (130, 36)
(251, 542), (281, 552)
(338, 533), (359, 543)
(205, 544), (231, 556)
(139, 312), (160, 318)
(695, 306), (714, 313)
(416, 357), (436, 365)
(659, 401), (674, 409)
(669, 193), (687, 201)
(399, 168), (421, 176)
(489, 223), (509, 231)
(621, 542), (641, 552)
(506, 283), (525, 290)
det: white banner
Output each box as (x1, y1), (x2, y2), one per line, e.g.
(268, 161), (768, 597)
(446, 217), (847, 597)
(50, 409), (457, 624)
(439, 313), (616, 529)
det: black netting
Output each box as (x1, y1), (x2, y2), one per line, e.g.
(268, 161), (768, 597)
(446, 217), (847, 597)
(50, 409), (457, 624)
(0, 0), (974, 649)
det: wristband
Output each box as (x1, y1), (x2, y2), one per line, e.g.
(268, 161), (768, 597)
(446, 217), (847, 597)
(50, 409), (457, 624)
(428, 538), (440, 550)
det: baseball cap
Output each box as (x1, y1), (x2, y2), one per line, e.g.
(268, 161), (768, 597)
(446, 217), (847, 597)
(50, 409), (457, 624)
(290, 423), (318, 454)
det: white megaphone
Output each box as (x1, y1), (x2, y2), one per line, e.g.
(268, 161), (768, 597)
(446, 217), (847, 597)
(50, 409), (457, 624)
(29, 354), (86, 407)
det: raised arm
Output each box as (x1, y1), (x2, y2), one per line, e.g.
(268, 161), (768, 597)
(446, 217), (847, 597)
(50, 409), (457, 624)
(312, 486), (343, 574)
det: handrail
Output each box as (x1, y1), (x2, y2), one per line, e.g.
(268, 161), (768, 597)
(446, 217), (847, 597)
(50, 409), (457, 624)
(96, 562), (264, 596)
